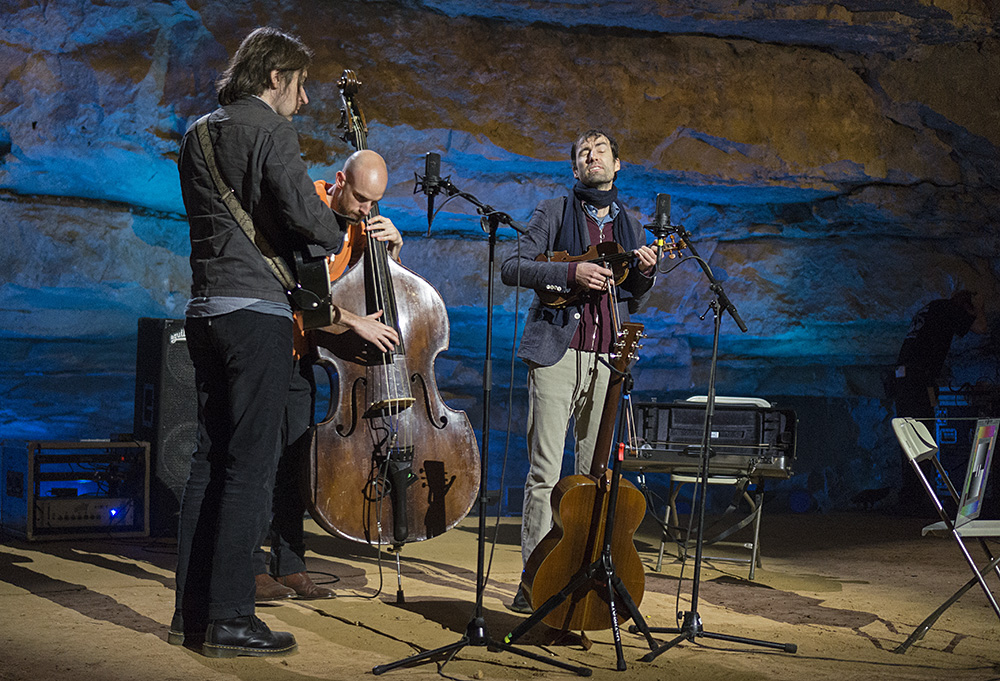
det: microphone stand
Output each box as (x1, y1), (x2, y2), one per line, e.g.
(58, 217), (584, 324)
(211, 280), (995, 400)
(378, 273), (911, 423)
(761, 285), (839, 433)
(637, 222), (797, 661)
(374, 175), (590, 677)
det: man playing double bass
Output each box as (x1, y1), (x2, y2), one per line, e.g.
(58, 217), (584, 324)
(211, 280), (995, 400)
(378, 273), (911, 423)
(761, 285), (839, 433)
(499, 129), (658, 613)
(254, 149), (404, 601)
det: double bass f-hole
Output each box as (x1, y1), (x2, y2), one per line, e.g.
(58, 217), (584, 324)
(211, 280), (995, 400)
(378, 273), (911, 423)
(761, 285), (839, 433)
(411, 372), (449, 429)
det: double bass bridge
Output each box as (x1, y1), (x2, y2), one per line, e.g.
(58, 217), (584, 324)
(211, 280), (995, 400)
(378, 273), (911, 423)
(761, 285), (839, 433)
(364, 355), (416, 418)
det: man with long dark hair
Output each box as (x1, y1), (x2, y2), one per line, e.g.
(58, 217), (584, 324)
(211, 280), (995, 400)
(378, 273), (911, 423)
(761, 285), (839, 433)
(171, 27), (397, 657)
(500, 129), (658, 612)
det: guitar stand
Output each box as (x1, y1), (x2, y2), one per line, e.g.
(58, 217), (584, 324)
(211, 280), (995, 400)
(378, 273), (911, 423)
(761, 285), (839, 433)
(504, 370), (660, 671)
(373, 205), (590, 678)
(634, 284), (796, 661)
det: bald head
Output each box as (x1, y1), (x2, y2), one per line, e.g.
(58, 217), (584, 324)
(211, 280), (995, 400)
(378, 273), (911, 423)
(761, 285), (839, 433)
(344, 150), (387, 197)
(333, 149), (388, 221)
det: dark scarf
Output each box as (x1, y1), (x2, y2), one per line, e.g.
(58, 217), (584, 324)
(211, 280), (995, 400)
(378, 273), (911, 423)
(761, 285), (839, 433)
(554, 181), (640, 256)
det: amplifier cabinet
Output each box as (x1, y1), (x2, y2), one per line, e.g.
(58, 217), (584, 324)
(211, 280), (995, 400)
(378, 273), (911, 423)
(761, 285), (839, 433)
(626, 401), (797, 479)
(134, 317), (196, 537)
(1, 440), (150, 540)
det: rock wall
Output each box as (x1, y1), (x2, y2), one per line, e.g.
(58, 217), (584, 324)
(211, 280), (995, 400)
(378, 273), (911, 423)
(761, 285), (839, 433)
(2, 0), (998, 510)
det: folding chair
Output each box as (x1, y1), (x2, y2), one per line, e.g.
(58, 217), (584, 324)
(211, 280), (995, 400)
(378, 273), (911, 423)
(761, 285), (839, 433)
(890, 417), (1000, 653)
(654, 396), (772, 580)
(657, 473), (764, 579)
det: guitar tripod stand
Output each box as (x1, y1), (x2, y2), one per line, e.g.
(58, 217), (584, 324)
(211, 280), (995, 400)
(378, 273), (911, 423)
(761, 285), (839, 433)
(503, 359), (662, 671)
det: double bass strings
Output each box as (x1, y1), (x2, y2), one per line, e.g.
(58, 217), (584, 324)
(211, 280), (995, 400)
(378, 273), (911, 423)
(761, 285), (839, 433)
(363, 216), (416, 548)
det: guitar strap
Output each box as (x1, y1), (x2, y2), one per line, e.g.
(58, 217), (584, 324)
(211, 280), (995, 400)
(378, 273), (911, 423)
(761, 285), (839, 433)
(194, 115), (323, 312)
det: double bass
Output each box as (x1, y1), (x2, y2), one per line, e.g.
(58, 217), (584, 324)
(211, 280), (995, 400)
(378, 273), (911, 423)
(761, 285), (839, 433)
(306, 71), (480, 546)
(520, 322), (647, 631)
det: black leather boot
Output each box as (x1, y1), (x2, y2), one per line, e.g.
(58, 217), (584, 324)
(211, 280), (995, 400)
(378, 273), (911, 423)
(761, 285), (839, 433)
(168, 609), (206, 646)
(202, 615), (297, 658)
(167, 610), (186, 646)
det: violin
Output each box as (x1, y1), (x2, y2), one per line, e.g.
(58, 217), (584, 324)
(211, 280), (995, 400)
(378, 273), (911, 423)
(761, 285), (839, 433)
(536, 236), (682, 308)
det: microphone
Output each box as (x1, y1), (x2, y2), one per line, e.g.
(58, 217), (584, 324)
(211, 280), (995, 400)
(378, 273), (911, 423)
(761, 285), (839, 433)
(422, 152), (442, 232)
(654, 193), (671, 236)
(650, 193), (672, 262)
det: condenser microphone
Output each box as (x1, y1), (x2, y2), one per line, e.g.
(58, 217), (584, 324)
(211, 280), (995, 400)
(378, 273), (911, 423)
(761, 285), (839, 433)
(422, 152), (442, 232)
(649, 193), (672, 262)
(654, 193), (671, 236)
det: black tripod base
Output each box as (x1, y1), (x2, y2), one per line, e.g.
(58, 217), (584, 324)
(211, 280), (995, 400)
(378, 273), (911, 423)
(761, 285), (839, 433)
(372, 616), (592, 676)
(636, 611), (796, 662)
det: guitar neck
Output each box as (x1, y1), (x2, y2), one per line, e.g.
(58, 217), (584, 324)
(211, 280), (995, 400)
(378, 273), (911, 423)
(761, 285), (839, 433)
(588, 322), (643, 478)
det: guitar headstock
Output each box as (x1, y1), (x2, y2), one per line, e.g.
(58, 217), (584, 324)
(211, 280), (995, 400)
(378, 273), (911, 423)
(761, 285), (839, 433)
(613, 322), (644, 369)
(337, 69), (368, 150)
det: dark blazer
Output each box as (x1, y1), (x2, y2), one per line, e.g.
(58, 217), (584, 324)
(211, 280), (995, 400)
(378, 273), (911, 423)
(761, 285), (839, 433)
(178, 97), (343, 304)
(500, 196), (654, 367)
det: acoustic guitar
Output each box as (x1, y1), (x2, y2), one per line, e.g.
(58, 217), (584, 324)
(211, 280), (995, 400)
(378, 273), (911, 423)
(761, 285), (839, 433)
(520, 322), (647, 631)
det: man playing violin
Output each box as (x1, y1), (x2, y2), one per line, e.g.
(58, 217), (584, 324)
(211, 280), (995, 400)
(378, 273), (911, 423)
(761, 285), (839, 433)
(500, 129), (657, 613)
(253, 149), (403, 601)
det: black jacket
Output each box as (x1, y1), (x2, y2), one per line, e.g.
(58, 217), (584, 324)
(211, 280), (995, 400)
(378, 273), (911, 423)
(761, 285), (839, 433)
(178, 97), (343, 304)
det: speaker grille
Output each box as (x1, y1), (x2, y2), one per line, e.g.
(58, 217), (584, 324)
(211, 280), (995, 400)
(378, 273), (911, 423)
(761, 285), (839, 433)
(134, 318), (196, 537)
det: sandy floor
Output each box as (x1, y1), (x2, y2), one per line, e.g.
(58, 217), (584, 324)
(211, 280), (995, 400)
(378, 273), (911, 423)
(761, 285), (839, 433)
(1, 511), (999, 681)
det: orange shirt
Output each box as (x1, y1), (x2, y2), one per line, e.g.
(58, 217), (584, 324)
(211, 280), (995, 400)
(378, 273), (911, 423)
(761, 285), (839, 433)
(293, 181), (365, 358)
(314, 180), (364, 280)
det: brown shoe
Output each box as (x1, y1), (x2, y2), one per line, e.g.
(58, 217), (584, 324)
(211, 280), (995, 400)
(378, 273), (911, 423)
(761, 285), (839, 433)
(255, 573), (295, 602)
(276, 571), (334, 600)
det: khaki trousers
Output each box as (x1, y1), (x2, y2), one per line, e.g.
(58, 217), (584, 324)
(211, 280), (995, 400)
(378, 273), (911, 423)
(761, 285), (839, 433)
(521, 348), (611, 566)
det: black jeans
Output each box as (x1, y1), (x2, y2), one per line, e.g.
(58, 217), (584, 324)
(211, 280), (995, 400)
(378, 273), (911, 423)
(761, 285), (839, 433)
(174, 310), (294, 622)
(253, 356), (315, 577)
